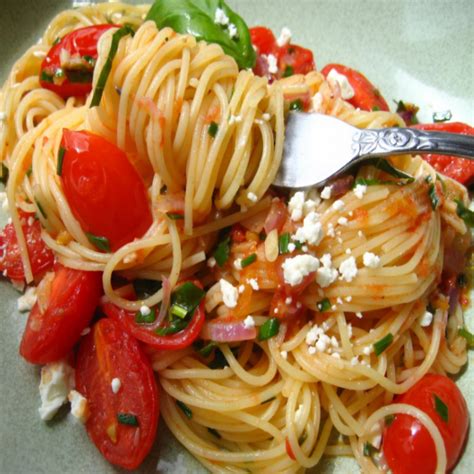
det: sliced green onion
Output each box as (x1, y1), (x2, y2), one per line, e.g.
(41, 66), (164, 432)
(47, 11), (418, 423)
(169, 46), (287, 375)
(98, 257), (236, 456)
(35, 199), (47, 219)
(317, 298), (331, 312)
(0, 163), (9, 185)
(208, 121), (219, 138)
(171, 281), (206, 318)
(57, 147), (65, 176)
(363, 442), (377, 457)
(289, 99), (303, 111)
(455, 199), (474, 227)
(170, 303), (188, 319)
(196, 341), (217, 357)
(241, 253), (256, 268)
(279, 233), (290, 254)
(373, 333), (394, 356)
(433, 394), (448, 422)
(90, 25), (135, 107)
(258, 318), (280, 341)
(132, 279), (162, 299)
(282, 65), (294, 77)
(155, 318), (188, 336)
(364, 158), (414, 181)
(207, 427), (221, 439)
(176, 401), (193, 419)
(458, 327), (474, 348)
(117, 413), (139, 426)
(135, 307), (156, 324)
(86, 233), (110, 252)
(213, 234), (231, 267)
(166, 212), (184, 220)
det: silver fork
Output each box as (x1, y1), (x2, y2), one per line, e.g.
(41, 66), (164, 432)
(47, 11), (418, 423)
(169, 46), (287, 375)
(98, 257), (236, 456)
(273, 112), (474, 189)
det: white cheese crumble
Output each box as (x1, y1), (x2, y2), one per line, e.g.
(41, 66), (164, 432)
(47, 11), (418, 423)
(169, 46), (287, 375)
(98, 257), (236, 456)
(276, 27), (292, 47)
(287, 242), (296, 252)
(354, 184), (367, 199)
(316, 266), (338, 288)
(233, 258), (243, 270)
(247, 191), (258, 203)
(332, 199), (345, 211)
(39, 361), (74, 421)
(262, 113), (271, 121)
(288, 191), (305, 221)
(0, 111), (7, 121)
(327, 68), (355, 100)
(207, 257), (217, 268)
(311, 92), (323, 113)
(362, 346), (372, 355)
(247, 278), (259, 291)
(280, 350), (288, 360)
(17, 286), (37, 312)
(68, 390), (88, 423)
(228, 23), (238, 39)
(294, 212), (323, 245)
(419, 310), (433, 327)
(219, 279), (239, 308)
(139, 305), (151, 316)
(320, 186), (332, 200)
(267, 54), (278, 74)
(243, 315), (255, 329)
(285, 297), (293, 305)
(111, 378), (121, 394)
(282, 255), (319, 286)
(238, 284), (245, 294)
(363, 252), (381, 268)
(229, 114), (242, 125)
(345, 248), (352, 255)
(337, 216), (348, 226)
(214, 8), (229, 25)
(339, 257), (358, 282)
(327, 223), (335, 237)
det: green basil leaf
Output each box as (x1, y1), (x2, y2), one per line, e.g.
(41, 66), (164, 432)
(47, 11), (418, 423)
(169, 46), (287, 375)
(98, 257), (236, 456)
(146, 0), (256, 69)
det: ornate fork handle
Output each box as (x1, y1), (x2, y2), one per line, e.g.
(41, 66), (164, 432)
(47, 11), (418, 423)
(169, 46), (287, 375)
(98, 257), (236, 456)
(352, 128), (474, 161)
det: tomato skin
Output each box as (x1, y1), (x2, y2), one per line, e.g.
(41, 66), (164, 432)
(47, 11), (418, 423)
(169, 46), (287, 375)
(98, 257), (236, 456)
(321, 63), (389, 112)
(250, 27), (277, 56)
(0, 211), (54, 282)
(277, 44), (315, 76)
(412, 122), (474, 185)
(76, 318), (158, 470)
(60, 130), (152, 251)
(19, 264), (102, 364)
(383, 374), (469, 474)
(40, 25), (115, 98)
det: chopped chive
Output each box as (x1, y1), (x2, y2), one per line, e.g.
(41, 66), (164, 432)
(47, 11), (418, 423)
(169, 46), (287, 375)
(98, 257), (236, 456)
(363, 442), (377, 457)
(0, 163), (9, 185)
(196, 341), (217, 357)
(282, 65), (294, 77)
(213, 233), (231, 267)
(385, 414), (395, 426)
(57, 147), (65, 176)
(427, 182), (439, 210)
(170, 303), (188, 319)
(289, 99), (303, 111)
(117, 413), (139, 426)
(166, 212), (184, 220)
(258, 318), (280, 341)
(373, 333), (394, 356)
(170, 281), (206, 318)
(317, 298), (331, 312)
(90, 25), (135, 107)
(85, 232), (111, 252)
(241, 253), (256, 268)
(207, 427), (221, 438)
(176, 401), (193, 419)
(371, 105), (380, 111)
(40, 70), (54, 83)
(35, 199), (47, 219)
(455, 199), (474, 227)
(133, 279), (162, 299)
(261, 396), (276, 404)
(208, 121), (219, 138)
(458, 327), (474, 348)
(433, 394), (448, 422)
(279, 233), (290, 254)
(135, 307), (156, 324)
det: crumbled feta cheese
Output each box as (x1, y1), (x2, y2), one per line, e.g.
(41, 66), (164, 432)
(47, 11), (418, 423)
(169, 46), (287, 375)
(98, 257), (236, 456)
(0, 192), (9, 212)
(68, 390), (88, 423)
(303, 199), (318, 215)
(327, 68), (355, 100)
(267, 54), (278, 74)
(238, 284), (245, 294)
(280, 350), (288, 359)
(227, 23), (238, 39)
(305, 325), (323, 345)
(363, 346), (372, 356)
(247, 192), (258, 203)
(122, 251), (137, 264)
(234, 258), (242, 270)
(345, 296), (352, 302)
(17, 286), (37, 312)
(316, 266), (338, 288)
(326, 223), (335, 237)
(363, 252), (381, 268)
(214, 7), (229, 25)
(320, 186), (332, 200)
(345, 248), (352, 255)
(288, 191), (305, 221)
(229, 114), (242, 125)
(140, 305), (151, 316)
(357, 230), (364, 238)
(315, 334), (330, 352)
(337, 217), (348, 226)
(247, 278), (259, 291)
(287, 243), (296, 253)
(339, 257), (358, 282)
(276, 26), (292, 47)
(0, 111), (6, 121)
(332, 199), (344, 211)
(294, 212), (323, 245)
(219, 279), (239, 308)
(262, 113), (271, 121)
(207, 257), (216, 268)
(243, 315), (255, 329)
(311, 92), (323, 113)
(419, 310), (433, 327)
(39, 361), (74, 421)
(282, 254), (319, 286)
(336, 297), (343, 305)
(351, 356), (359, 366)
(308, 346), (317, 355)
(354, 184), (367, 199)
(356, 311), (363, 319)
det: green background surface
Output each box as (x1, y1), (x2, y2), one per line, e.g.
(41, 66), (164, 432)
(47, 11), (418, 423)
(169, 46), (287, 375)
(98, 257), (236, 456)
(0, 1), (472, 473)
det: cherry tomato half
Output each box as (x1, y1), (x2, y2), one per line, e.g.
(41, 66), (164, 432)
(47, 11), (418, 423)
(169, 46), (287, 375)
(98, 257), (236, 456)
(76, 318), (159, 470)
(413, 122), (474, 185)
(0, 211), (54, 282)
(60, 129), (153, 252)
(321, 63), (389, 112)
(40, 25), (116, 99)
(383, 374), (469, 474)
(250, 26), (277, 56)
(19, 264), (102, 364)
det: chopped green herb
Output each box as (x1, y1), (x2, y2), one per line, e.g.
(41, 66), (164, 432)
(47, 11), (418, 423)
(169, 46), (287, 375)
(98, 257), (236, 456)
(40, 70), (54, 83)
(196, 341), (217, 357)
(85, 233), (110, 252)
(90, 25), (135, 107)
(364, 158), (414, 181)
(317, 298), (331, 312)
(82, 55), (96, 67)
(282, 65), (294, 77)
(26, 166), (32, 177)
(135, 307), (156, 324)
(373, 333), (394, 356)
(208, 121), (219, 138)
(395, 100), (419, 125)
(353, 177), (406, 187)
(0, 163), (9, 185)
(57, 147), (65, 176)
(155, 318), (188, 335)
(170, 281), (206, 319)
(176, 401), (193, 419)
(436, 173), (447, 192)
(166, 212), (184, 220)
(385, 414), (395, 426)
(279, 233), (290, 254)
(117, 413), (139, 426)
(213, 232), (231, 267)
(170, 303), (188, 319)
(455, 199), (474, 227)
(433, 110), (452, 123)
(207, 427), (221, 438)
(35, 199), (47, 219)
(52, 37), (61, 46)
(241, 253), (256, 268)
(371, 105), (380, 111)
(289, 99), (303, 111)
(363, 442), (377, 457)
(132, 279), (162, 299)
(427, 181), (439, 210)
(54, 68), (65, 79)
(434, 394), (448, 422)
(458, 327), (474, 348)
(258, 318), (280, 341)
(261, 396), (276, 404)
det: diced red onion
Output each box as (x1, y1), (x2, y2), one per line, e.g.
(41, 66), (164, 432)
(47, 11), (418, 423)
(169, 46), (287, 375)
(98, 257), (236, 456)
(201, 320), (257, 342)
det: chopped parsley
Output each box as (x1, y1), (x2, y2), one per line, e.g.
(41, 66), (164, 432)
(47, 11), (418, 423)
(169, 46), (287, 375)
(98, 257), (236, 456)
(241, 253), (256, 268)
(213, 231), (231, 267)
(282, 65), (294, 77)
